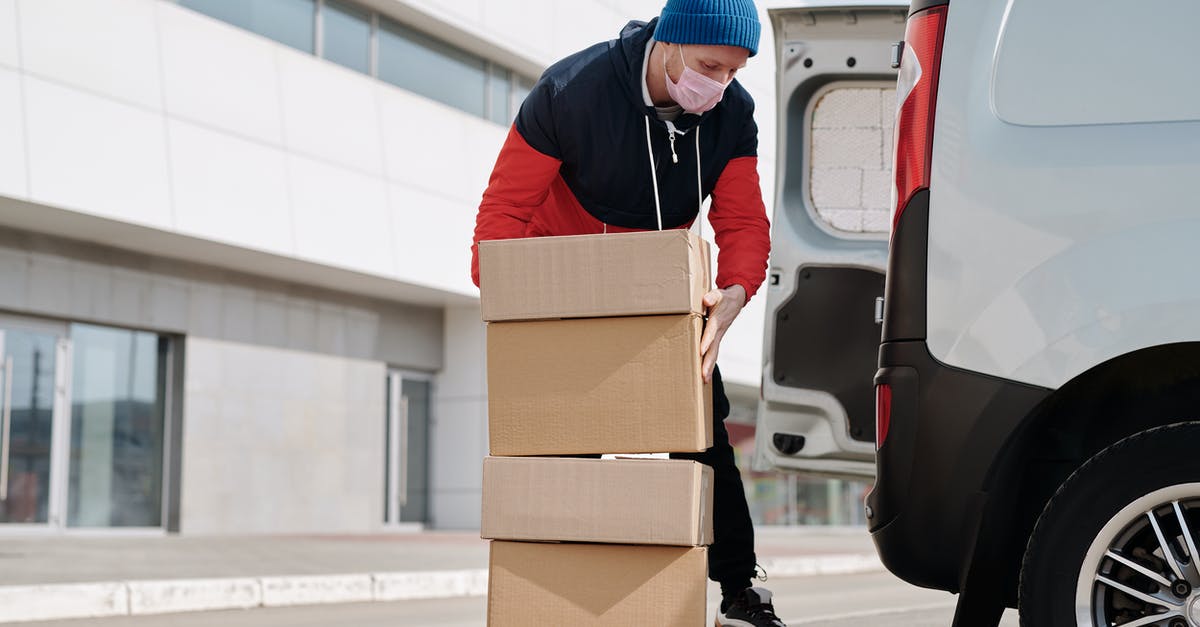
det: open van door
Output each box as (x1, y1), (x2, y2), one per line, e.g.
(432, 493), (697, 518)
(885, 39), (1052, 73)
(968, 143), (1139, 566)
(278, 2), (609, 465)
(753, 3), (908, 478)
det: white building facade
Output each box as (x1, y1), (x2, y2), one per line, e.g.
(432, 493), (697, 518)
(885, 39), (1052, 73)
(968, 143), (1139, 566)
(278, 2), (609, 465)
(0, 0), (786, 534)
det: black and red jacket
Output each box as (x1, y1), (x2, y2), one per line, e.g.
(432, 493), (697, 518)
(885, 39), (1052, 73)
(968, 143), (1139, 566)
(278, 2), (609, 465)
(471, 18), (770, 300)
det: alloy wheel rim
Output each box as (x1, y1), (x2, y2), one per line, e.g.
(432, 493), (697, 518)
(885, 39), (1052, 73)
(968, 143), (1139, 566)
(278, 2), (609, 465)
(1076, 483), (1200, 627)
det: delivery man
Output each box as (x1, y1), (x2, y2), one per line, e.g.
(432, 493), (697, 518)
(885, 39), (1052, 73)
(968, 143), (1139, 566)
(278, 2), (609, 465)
(470, 1), (779, 625)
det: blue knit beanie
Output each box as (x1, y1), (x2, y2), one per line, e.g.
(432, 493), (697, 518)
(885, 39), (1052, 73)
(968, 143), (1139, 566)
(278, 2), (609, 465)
(655, 0), (761, 57)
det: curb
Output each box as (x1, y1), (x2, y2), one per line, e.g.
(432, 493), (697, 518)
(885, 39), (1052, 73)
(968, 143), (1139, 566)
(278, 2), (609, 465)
(0, 570), (488, 624)
(759, 552), (883, 578)
(0, 553), (880, 623)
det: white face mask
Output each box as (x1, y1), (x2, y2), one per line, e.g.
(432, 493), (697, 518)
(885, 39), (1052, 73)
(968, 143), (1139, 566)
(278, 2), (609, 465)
(664, 45), (729, 114)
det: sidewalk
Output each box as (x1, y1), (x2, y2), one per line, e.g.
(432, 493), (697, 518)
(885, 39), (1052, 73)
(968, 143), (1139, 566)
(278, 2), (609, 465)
(0, 527), (881, 623)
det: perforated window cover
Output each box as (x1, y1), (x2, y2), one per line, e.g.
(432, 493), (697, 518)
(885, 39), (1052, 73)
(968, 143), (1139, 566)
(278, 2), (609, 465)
(809, 86), (896, 234)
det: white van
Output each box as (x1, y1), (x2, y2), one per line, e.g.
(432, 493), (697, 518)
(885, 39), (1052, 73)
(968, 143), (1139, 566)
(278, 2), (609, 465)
(756, 1), (1200, 625)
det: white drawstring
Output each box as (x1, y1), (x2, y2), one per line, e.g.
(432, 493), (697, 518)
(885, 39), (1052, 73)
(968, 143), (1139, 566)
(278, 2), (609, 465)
(665, 121), (680, 164)
(645, 116), (664, 231)
(643, 116), (704, 236)
(694, 125), (703, 241)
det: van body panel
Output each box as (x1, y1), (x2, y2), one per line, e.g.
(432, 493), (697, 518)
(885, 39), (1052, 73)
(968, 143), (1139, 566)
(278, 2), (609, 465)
(925, 0), (1200, 389)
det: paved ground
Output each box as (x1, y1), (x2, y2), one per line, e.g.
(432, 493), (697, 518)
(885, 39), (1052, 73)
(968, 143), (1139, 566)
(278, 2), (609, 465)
(0, 532), (490, 586)
(0, 526), (894, 623)
(0, 526), (874, 585)
(16, 571), (1021, 626)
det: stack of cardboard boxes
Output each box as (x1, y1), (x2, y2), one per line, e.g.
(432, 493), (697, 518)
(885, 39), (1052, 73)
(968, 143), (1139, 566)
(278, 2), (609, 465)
(478, 230), (717, 626)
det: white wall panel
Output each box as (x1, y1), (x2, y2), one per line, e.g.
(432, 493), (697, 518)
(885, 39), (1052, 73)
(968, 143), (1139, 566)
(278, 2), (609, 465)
(18, 0), (162, 109)
(24, 76), (172, 229)
(438, 305), (486, 399)
(288, 154), (395, 277)
(377, 86), (502, 204)
(423, 0), (482, 24)
(390, 184), (476, 294)
(483, 0), (556, 62)
(429, 399), (486, 492)
(277, 49), (385, 177)
(0, 0), (17, 69)
(0, 66), (26, 199)
(549, 2), (628, 61)
(168, 119), (293, 256)
(376, 87), (460, 194)
(459, 117), (506, 202)
(157, 2), (284, 145)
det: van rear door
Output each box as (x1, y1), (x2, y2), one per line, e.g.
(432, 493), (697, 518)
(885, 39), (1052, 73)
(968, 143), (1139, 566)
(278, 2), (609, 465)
(753, 3), (907, 478)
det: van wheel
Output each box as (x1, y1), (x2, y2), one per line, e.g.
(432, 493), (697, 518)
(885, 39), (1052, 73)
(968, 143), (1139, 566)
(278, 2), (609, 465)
(1020, 422), (1200, 627)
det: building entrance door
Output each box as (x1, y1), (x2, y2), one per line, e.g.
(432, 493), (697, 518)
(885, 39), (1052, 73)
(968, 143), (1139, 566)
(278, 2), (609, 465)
(0, 317), (70, 529)
(385, 371), (431, 527)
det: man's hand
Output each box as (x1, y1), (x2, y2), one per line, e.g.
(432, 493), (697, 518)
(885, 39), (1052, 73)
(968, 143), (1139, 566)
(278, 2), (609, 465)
(700, 284), (747, 384)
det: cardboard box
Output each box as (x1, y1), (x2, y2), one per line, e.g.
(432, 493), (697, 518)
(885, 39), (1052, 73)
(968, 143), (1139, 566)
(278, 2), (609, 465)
(487, 314), (713, 456)
(487, 541), (707, 627)
(481, 457), (713, 546)
(478, 230), (711, 322)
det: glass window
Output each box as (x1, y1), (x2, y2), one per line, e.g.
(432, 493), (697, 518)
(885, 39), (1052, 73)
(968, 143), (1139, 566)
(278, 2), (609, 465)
(378, 18), (486, 118)
(181, 0), (316, 54)
(180, 0), (537, 124)
(322, 0), (371, 74)
(67, 325), (168, 528)
(0, 329), (57, 524)
(512, 75), (536, 115)
(487, 65), (512, 125)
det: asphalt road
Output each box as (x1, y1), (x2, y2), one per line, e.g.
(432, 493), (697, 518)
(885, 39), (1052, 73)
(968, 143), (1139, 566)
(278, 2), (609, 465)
(19, 572), (1020, 626)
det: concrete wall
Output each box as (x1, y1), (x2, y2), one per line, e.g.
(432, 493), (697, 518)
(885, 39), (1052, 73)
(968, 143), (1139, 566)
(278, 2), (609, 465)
(0, 227), (443, 371)
(429, 306), (488, 530)
(180, 337), (386, 534)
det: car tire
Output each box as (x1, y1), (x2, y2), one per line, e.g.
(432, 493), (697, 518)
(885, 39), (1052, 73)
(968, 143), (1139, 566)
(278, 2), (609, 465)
(1020, 421), (1200, 627)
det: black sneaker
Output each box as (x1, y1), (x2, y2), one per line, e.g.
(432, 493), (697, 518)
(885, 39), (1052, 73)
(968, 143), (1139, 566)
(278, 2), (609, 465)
(716, 586), (786, 627)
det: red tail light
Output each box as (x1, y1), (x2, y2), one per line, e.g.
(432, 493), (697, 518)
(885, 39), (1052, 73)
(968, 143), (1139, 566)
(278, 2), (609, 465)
(876, 383), (893, 449)
(891, 6), (948, 231)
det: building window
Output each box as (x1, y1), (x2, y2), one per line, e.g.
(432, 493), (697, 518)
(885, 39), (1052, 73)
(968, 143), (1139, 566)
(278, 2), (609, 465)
(513, 76), (535, 117)
(0, 317), (172, 530)
(180, 0), (316, 54)
(487, 65), (512, 125)
(177, 0), (537, 125)
(378, 20), (488, 118)
(67, 324), (170, 528)
(808, 84), (896, 234)
(320, 0), (371, 74)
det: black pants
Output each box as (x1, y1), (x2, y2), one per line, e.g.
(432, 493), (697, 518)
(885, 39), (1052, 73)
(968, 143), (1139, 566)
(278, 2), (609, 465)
(671, 365), (757, 588)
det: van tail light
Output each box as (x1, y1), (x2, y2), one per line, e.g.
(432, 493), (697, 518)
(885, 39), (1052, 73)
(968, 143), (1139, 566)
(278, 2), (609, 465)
(876, 383), (893, 449)
(891, 6), (948, 232)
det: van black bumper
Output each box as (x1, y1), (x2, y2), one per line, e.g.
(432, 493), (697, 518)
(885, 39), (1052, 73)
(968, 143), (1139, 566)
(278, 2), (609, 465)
(867, 340), (1050, 592)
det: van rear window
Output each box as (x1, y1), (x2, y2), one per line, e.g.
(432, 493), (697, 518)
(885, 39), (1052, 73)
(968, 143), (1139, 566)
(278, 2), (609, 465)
(993, 0), (1200, 126)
